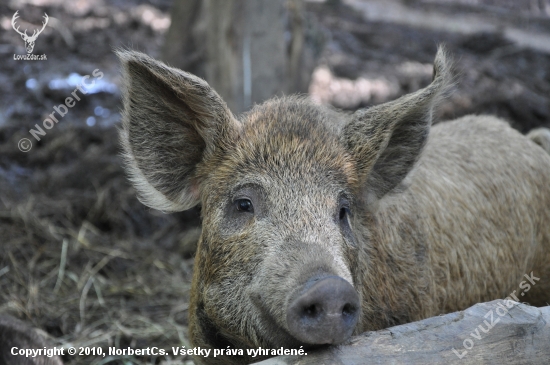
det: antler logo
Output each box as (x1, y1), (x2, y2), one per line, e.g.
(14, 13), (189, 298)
(12, 11), (49, 54)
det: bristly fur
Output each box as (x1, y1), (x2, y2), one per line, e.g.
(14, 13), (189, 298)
(116, 46), (550, 365)
(527, 127), (550, 154)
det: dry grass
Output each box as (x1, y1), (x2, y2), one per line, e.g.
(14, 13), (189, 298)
(0, 124), (201, 365)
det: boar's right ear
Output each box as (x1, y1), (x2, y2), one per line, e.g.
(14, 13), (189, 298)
(116, 50), (240, 212)
(341, 46), (452, 204)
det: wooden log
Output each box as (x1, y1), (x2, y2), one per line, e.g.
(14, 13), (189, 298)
(255, 300), (550, 365)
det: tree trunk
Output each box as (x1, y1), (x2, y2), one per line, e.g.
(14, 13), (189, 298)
(161, 0), (206, 78)
(162, 0), (314, 114)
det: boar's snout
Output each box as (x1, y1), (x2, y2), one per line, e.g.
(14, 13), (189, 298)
(286, 275), (359, 345)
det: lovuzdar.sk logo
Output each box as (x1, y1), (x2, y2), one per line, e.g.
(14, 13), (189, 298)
(12, 10), (48, 61)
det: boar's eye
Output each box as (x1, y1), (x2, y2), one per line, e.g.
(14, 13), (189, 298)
(339, 206), (349, 221)
(338, 196), (351, 226)
(339, 207), (349, 221)
(235, 198), (254, 213)
(338, 196), (355, 243)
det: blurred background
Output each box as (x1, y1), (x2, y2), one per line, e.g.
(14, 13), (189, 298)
(0, 0), (549, 364)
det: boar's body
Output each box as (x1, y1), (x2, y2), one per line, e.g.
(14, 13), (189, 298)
(362, 115), (550, 330)
(117, 47), (550, 365)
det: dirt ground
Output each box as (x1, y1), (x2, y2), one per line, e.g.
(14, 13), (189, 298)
(0, 0), (549, 364)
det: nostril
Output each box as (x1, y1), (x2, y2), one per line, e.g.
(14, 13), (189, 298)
(342, 303), (355, 317)
(303, 304), (319, 318)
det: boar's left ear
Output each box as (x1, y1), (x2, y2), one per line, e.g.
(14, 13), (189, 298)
(341, 46), (452, 204)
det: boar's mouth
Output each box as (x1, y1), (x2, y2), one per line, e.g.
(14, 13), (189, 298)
(250, 291), (311, 349)
(197, 274), (360, 352)
(196, 302), (236, 350)
(199, 298), (306, 353)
